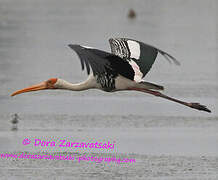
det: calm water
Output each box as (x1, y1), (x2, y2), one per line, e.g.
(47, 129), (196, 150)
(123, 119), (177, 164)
(0, 0), (217, 179)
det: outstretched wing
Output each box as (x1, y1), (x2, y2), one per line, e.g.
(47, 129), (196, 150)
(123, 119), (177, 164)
(68, 44), (134, 81)
(109, 38), (180, 78)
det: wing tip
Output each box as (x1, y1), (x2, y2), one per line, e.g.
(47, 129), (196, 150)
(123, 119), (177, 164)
(68, 44), (80, 49)
(68, 44), (73, 48)
(158, 49), (181, 66)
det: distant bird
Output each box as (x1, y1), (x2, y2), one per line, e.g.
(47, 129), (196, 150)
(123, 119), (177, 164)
(11, 38), (211, 113)
(128, 9), (136, 19)
(11, 113), (19, 130)
(11, 113), (19, 124)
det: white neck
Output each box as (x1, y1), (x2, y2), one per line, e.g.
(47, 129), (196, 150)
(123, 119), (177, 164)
(55, 78), (95, 91)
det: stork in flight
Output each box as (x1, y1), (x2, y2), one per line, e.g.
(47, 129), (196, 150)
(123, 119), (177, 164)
(11, 38), (211, 113)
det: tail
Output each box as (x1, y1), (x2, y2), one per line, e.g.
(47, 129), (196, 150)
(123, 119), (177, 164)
(138, 81), (164, 90)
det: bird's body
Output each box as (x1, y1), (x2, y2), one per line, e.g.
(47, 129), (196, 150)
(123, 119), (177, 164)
(66, 38), (169, 92)
(11, 38), (211, 113)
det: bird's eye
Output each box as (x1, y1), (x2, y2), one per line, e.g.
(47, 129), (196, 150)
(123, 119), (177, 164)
(47, 78), (57, 85)
(47, 80), (52, 84)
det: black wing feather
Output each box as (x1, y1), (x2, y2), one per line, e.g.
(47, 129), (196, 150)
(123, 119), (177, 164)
(157, 49), (180, 65)
(68, 44), (134, 81)
(109, 38), (180, 78)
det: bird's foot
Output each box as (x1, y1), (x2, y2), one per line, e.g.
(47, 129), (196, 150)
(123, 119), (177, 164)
(189, 102), (211, 113)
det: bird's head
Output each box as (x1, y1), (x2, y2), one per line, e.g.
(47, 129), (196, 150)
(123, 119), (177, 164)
(11, 78), (59, 97)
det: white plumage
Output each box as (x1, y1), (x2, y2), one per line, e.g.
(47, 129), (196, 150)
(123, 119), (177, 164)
(127, 40), (140, 60)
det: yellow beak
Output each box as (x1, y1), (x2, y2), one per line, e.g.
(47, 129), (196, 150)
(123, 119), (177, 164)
(11, 82), (47, 97)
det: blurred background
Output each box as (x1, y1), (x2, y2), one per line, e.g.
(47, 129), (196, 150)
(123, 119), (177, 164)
(0, 0), (217, 179)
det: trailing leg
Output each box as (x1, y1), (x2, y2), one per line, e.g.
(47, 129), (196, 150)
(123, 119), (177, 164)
(128, 88), (211, 113)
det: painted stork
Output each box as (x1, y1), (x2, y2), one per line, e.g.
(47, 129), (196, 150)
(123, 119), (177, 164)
(11, 38), (211, 113)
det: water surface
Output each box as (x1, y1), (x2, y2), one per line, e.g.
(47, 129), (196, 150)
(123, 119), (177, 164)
(0, 0), (217, 179)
